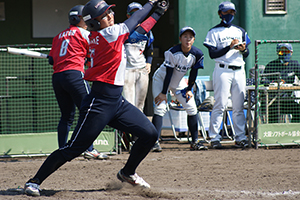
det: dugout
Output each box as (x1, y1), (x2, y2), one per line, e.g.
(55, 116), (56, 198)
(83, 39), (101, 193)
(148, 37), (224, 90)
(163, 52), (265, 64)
(247, 40), (300, 149)
(1, 0), (300, 154)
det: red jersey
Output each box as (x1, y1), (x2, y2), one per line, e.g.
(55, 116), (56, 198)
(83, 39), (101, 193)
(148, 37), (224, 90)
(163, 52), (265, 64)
(50, 25), (90, 74)
(84, 23), (130, 86)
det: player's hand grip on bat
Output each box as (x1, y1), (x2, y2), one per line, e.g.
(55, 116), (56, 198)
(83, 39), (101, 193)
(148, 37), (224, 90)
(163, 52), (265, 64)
(154, 0), (169, 15)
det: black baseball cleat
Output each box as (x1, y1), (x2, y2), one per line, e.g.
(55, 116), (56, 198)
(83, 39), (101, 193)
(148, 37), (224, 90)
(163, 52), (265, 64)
(211, 141), (223, 149)
(190, 142), (208, 151)
(235, 140), (249, 149)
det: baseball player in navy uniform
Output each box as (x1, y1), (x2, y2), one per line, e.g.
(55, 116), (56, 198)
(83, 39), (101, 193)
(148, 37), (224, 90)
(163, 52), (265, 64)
(203, 1), (251, 149)
(123, 2), (155, 112)
(24, 0), (168, 196)
(152, 27), (208, 151)
(49, 5), (107, 159)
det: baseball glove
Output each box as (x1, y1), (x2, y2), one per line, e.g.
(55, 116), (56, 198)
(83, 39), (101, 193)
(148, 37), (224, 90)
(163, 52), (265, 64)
(155, 0), (169, 15)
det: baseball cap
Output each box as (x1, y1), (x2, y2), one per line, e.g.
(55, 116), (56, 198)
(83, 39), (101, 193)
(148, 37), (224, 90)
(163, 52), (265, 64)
(218, 1), (236, 12)
(179, 26), (196, 37)
(277, 43), (293, 55)
(127, 2), (142, 14)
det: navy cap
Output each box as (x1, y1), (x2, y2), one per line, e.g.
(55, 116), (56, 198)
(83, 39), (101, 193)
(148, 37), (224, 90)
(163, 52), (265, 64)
(179, 26), (196, 37)
(219, 1), (236, 12)
(277, 43), (293, 53)
(127, 2), (142, 13)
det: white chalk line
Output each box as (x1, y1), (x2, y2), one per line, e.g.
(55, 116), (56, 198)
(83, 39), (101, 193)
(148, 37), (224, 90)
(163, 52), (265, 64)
(158, 187), (300, 198)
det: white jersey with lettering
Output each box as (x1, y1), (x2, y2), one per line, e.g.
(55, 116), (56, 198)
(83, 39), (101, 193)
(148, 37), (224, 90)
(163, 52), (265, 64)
(203, 24), (247, 66)
(152, 44), (204, 116)
(154, 44), (204, 91)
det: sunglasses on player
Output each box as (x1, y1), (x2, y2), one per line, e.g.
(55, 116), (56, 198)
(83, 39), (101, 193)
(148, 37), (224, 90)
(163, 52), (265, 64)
(278, 47), (291, 55)
(101, 9), (114, 20)
(278, 50), (291, 55)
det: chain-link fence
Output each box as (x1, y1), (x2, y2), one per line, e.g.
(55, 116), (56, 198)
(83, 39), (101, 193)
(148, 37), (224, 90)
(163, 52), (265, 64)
(0, 44), (113, 135)
(250, 40), (300, 148)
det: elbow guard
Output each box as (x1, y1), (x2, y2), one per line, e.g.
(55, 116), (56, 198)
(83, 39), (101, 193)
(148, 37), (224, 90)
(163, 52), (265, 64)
(127, 31), (148, 44)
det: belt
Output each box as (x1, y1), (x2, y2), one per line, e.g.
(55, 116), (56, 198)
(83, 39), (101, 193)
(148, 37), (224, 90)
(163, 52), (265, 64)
(219, 64), (241, 70)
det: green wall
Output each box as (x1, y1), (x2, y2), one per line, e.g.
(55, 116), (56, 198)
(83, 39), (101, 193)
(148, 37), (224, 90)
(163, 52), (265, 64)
(0, 0), (52, 45)
(178, 0), (246, 78)
(1, 0), (300, 115)
(2, 0), (300, 76)
(178, 0), (300, 78)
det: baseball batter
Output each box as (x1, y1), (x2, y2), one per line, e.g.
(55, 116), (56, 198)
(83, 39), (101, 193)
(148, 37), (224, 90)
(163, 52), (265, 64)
(123, 2), (155, 112)
(49, 5), (106, 159)
(203, 1), (251, 149)
(152, 26), (207, 151)
(24, 0), (169, 196)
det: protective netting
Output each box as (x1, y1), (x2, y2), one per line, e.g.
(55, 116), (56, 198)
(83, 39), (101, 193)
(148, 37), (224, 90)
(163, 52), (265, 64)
(0, 44), (113, 134)
(253, 40), (300, 124)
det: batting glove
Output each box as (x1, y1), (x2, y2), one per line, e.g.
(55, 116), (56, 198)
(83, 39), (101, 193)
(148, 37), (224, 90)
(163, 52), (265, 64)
(154, 0), (169, 15)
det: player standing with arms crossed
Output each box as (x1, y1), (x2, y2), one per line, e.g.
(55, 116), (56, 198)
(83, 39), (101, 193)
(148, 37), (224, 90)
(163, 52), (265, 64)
(152, 27), (208, 151)
(49, 5), (107, 159)
(203, 1), (251, 149)
(24, 0), (168, 196)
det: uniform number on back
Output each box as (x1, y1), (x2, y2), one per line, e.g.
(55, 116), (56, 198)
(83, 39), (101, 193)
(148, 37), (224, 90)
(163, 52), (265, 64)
(59, 39), (70, 57)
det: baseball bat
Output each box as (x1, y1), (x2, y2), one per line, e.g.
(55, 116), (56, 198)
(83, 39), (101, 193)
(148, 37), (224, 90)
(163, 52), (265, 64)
(7, 47), (49, 59)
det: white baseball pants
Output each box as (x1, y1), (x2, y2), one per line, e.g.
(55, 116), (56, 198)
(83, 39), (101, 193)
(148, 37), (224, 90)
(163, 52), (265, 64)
(123, 67), (149, 112)
(209, 63), (247, 142)
(152, 69), (197, 116)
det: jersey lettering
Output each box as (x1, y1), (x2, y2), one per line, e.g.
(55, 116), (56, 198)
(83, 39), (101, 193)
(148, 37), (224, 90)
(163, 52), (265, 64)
(58, 29), (76, 39)
(59, 39), (70, 57)
(89, 49), (95, 68)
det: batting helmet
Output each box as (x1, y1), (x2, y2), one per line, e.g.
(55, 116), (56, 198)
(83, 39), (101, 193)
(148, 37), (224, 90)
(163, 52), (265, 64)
(69, 5), (84, 25)
(127, 2), (142, 15)
(82, 0), (115, 31)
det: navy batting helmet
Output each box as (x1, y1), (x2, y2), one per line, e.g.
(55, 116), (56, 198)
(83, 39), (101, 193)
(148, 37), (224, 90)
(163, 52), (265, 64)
(82, 0), (115, 31)
(69, 5), (84, 25)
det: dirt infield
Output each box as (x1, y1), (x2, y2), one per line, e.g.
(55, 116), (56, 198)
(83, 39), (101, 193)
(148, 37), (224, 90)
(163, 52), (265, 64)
(1, 132), (300, 200)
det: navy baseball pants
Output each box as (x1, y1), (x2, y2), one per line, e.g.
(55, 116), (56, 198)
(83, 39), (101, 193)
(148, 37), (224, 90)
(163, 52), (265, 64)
(32, 81), (158, 183)
(52, 70), (94, 151)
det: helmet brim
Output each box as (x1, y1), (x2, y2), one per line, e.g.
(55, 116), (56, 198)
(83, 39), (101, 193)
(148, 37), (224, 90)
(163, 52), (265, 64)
(97, 4), (115, 19)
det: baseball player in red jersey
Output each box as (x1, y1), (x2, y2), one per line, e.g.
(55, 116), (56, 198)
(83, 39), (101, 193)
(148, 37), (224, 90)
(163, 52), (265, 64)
(49, 5), (107, 159)
(24, 0), (169, 196)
